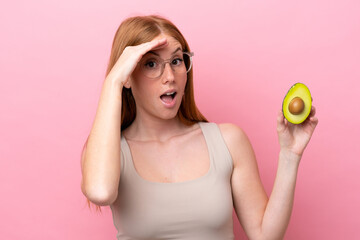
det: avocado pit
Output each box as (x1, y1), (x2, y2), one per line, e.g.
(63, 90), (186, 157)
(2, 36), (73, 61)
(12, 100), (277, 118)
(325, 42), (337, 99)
(288, 97), (304, 115)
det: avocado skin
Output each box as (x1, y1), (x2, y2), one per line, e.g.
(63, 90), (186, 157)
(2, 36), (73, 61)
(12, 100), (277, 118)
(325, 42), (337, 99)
(282, 83), (312, 124)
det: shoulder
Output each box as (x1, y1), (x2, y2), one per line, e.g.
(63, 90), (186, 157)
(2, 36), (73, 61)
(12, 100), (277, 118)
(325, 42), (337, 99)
(198, 121), (252, 150)
(217, 123), (255, 166)
(217, 123), (250, 147)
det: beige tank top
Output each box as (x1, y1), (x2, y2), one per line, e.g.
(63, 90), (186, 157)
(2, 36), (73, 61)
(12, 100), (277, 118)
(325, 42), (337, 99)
(110, 122), (235, 239)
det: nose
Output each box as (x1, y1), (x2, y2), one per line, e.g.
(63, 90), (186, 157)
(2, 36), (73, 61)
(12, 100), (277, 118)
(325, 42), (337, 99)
(162, 62), (175, 83)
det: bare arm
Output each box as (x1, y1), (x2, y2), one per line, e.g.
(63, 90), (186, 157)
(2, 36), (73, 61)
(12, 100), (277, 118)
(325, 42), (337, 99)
(221, 106), (318, 239)
(259, 149), (300, 238)
(81, 38), (168, 206)
(81, 79), (123, 206)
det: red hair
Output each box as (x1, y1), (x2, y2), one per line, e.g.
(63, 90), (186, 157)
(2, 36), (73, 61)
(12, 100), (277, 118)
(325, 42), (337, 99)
(81, 15), (208, 211)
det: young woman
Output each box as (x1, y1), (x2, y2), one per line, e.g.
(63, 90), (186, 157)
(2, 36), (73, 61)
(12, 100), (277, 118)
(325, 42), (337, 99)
(81, 15), (318, 240)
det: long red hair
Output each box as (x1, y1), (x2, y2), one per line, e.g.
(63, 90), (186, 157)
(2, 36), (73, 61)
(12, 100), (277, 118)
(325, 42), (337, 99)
(81, 15), (208, 211)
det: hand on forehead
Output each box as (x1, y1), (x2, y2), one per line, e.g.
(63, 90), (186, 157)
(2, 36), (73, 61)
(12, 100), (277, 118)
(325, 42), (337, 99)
(150, 35), (182, 55)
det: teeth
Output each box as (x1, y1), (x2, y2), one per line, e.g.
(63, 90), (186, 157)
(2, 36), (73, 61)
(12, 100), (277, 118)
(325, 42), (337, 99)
(165, 92), (175, 95)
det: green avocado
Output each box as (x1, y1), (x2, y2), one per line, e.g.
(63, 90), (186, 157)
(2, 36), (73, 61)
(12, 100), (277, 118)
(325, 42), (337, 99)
(282, 83), (312, 124)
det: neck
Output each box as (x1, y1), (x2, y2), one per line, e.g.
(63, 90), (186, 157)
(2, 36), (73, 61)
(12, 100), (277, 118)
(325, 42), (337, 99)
(124, 114), (189, 142)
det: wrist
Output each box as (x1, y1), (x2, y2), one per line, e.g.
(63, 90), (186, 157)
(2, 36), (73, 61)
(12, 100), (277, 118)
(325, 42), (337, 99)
(104, 75), (124, 91)
(100, 77), (124, 102)
(279, 149), (302, 165)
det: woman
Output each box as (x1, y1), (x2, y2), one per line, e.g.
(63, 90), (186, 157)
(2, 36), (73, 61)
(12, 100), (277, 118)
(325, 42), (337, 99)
(81, 15), (318, 240)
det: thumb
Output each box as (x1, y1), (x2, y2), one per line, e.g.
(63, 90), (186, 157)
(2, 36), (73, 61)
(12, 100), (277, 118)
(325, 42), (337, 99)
(277, 110), (286, 133)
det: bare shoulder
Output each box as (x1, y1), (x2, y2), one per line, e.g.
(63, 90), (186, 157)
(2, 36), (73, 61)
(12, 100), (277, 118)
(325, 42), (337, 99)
(217, 123), (255, 167)
(218, 123), (250, 149)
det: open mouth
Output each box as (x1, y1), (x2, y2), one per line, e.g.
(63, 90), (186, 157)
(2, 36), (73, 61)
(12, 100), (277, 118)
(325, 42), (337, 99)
(160, 92), (177, 104)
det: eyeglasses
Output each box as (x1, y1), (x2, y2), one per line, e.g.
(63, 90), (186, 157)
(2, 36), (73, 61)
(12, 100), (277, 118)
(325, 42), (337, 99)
(139, 52), (194, 79)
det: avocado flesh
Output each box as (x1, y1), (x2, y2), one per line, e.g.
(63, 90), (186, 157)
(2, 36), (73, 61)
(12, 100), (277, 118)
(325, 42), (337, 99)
(282, 83), (312, 124)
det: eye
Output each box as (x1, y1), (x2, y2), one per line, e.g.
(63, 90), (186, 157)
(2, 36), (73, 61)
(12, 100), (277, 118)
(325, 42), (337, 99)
(144, 60), (158, 69)
(171, 58), (183, 66)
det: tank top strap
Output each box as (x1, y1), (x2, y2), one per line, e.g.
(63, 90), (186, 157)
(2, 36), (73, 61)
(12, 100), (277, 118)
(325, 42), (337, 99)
(120, 135), (130, 178)
(198, 122), (233, 175)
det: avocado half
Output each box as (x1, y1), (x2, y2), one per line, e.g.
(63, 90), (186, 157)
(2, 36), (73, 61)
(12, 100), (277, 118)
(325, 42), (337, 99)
(282, 83), (312, 124)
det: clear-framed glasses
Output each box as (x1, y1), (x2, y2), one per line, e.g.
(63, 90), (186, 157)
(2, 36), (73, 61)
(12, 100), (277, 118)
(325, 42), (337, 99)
(139, 52), (194, 79)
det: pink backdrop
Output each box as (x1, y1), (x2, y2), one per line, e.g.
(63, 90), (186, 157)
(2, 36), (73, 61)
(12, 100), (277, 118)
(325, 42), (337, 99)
(1, 0), (359, 239)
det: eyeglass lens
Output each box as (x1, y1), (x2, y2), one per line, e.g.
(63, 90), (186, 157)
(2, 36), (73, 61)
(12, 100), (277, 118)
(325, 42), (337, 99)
(141, 52), (192, 78)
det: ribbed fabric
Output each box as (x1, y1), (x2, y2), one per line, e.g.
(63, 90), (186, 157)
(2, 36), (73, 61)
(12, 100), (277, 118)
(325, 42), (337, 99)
(110, 122), (235, 240)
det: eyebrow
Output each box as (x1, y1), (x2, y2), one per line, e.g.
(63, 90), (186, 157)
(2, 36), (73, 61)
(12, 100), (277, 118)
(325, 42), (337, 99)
(147, 47), (182, 56)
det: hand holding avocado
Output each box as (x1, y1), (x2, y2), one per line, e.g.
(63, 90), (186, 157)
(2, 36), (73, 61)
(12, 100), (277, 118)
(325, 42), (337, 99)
(277, 83), (318, 157)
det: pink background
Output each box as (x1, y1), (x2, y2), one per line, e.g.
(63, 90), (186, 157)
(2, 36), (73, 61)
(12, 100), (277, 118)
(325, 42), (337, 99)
(1, 0), (359, 239)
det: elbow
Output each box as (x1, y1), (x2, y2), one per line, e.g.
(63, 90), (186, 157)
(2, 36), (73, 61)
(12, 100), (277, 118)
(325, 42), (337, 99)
(81, 182), (118, 206)
(248, 231), (286, 240)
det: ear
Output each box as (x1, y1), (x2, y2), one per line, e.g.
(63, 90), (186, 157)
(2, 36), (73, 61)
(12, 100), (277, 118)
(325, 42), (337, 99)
(123, 77), (131, 89)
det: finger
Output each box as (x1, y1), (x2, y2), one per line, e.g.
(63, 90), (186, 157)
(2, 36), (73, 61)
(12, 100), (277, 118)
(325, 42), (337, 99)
(140, 38), (168, 52)
(284, 117), (289, 127)
(310, 116), (319, 126)
(152, 39), (169, 50)
(277, 110), (284, 122)
(309, 105), (316, 117)
(130, 39), (168, 65)
(277, 110), (286, 132)
(141, 37), (166, 47)
(132, 39), (168, 64)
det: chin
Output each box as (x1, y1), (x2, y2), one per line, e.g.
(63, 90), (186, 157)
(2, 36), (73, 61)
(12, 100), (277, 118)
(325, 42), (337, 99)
(159, 108), (180, 120)
(161, 112), (179, 120)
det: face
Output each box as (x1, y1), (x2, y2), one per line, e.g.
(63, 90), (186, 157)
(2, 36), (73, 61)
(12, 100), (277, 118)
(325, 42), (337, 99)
(130, 34), (188, 121)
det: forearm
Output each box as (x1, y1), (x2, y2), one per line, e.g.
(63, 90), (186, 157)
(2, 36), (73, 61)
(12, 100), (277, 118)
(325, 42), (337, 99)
(259, 150), (301, 240)
(81, 78), (123, 205)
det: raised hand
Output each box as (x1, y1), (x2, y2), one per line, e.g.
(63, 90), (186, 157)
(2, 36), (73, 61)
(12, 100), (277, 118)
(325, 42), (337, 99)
(106, 37), (168, 87)
(277, 106), (319, 157)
